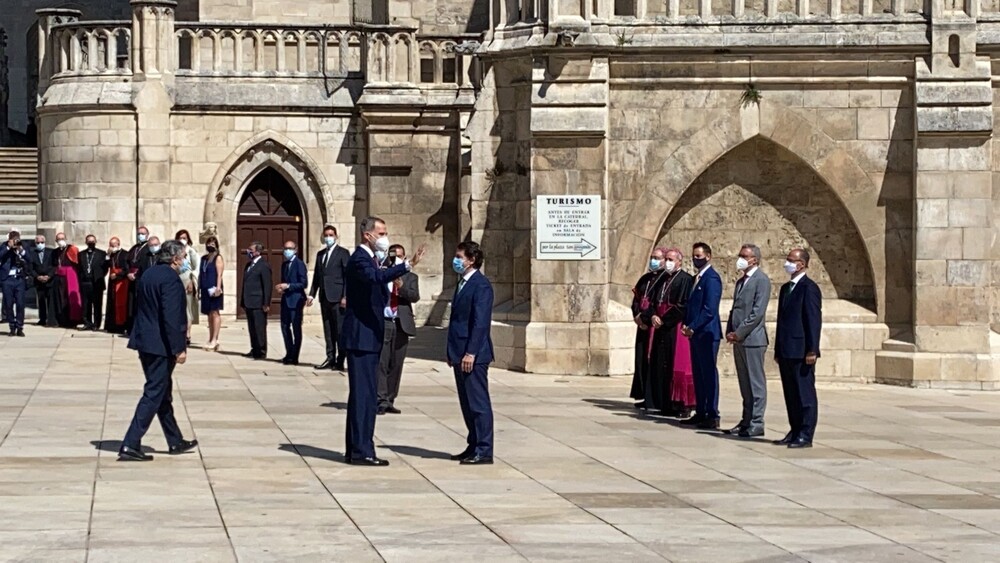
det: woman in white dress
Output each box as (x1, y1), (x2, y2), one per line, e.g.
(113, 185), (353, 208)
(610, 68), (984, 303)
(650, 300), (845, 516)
(175, 229), (200, 345)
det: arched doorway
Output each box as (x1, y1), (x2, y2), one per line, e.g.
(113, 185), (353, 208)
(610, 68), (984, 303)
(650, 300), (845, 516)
(236, 167), (304, 318)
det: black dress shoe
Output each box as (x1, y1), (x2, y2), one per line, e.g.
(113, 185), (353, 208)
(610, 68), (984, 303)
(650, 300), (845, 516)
(117, 446), (153, 462)
(376, 407), (387, 416)
(7, 329), (14, 337)
(460, 455), (494, 465)
(772, 433), (796, 445)
(168, 439), (198, 455)
(697, 418), (721, 430)
(349, 456), (389, 466)
(15, 329), (24, 337)
(253, 355), (267, 361)
(788, 438), (813, 449)
(315, 360), (334, 370)
(282, 358), (299, 366)
(739, 427), (765, 438)
(634, 401), (647, 410)
(385, 406), (401, 414)
(335, 362), (346, 371)
(723, 424), (747, 435)
(449, 450), (474, 461)
(679, 415), (705, 426)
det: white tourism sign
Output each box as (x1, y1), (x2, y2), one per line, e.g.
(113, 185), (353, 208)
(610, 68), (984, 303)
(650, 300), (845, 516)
(535, 195), (601, 260)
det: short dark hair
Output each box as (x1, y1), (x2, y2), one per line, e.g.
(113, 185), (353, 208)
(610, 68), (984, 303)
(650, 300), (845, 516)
(205, 235), (220, 254)
(8, 230), (19, 240)
(250, 241), (264, 253)
(175, 229), (191, 242)
(360, 216), (384, 234)
(457, 241), (484, 269)
(388, 244), (405, 256)
(323, 225), (337, 235)
(693, 242), (712, 256)
(157, 240), (186, 264)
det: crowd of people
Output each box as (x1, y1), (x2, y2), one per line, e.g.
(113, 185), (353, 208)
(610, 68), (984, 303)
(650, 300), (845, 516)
(630, 243), (823, 449)
(0, 226), (221, 345)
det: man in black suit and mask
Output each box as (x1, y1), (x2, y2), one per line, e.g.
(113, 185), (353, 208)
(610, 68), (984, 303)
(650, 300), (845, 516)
(307, 225), (350, 371)
(241, 241), (273, 360)
(27, 234), (55, 327)
(377, 244), (420, 415)
(78, 234), (108, 331)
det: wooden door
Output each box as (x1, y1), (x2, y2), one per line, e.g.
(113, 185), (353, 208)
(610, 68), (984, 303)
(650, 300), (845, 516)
(236, 168), (304, 319)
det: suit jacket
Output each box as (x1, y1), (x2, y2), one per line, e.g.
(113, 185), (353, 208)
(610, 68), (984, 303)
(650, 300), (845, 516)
(0, 245), (28, 282)
(127, 264), (187, 357)
(684, 265), (723, 340)
(726, 269), (771, 347)
(136, 249), (158, 279)
(27, 247), (54, 287)
(341, 246), (408, 353)
(393, 271), (420, 336)
(280, 257), (308, 310)
(775, 274), (822, 360)
(241, 258), (273, 310)
(77, 248), (108, 290)
(447, 270), (495, 365)
(309, 245), (350, 303)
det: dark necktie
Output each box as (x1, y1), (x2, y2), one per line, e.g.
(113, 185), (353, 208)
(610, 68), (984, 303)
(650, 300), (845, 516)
(735, 277), (745, 298)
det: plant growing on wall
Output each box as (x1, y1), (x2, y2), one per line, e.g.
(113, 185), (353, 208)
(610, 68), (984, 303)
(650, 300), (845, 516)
(614, 30), (634, 47)
(740, 83), (762, 108)
(485, 163), (506, 191)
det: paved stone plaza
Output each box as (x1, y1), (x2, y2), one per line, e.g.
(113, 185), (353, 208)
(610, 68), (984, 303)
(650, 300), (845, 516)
(1, 324), (1000, 561)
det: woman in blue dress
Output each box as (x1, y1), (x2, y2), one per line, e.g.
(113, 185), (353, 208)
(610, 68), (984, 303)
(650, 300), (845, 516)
(199, 235), (224, 351)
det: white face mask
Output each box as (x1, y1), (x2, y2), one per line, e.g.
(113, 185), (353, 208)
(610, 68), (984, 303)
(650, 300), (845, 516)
(57, 240), (67, 248)
(784, 261), (798, 275)
(663, 260), (677, 273)
(374, 235), (390, 253)
(736, 257), (750, 271)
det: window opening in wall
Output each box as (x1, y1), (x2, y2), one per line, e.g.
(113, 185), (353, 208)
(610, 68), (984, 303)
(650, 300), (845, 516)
(948, 34), (960, 68)
(614, 0), (637, 16)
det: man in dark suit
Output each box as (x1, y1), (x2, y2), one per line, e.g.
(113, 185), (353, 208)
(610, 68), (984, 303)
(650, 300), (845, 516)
(681, 241), (723, 430)
(377, 244), (420, 415)
(241, 241), (273, 360)
(124, 226), (150, 334)
(447, 241), (495, 465)
(277, 240), (308, 365)
(118, 240), (197, 461)
(774, 248), (822, 449)
(137, 236), (160, 278)
(77, 234), (108, 331)
(27, 234), (55, 326)
(1, 232), (28, 337)
(341, 216), (425, 466)
(307, 225), (350, 371)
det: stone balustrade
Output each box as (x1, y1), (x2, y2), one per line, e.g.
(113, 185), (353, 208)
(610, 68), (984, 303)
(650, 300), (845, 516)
(47, 21), (132, 78)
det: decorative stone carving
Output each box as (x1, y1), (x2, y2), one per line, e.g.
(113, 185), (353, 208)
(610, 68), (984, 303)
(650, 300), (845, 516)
(199, 222), (218, 243)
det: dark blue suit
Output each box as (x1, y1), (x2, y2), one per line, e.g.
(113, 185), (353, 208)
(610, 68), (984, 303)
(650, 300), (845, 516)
(0, 245), (28, 330)
(341, 246), (408, 459)
(122, 264), (188, 450)
(280, 257), (308, 362)
(447, 270), (495, 458)
(684, 265), (723, 420)
(775, 274), (822, 443)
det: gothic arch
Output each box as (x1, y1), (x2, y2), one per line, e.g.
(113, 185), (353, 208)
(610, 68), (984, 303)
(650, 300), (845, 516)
(612, 105), (886, 319)
(205, 130), (331, 268)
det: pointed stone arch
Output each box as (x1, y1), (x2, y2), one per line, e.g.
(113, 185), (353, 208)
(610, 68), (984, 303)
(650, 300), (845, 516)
(204, 131), (331, 299)
(612, 105), (889, 321)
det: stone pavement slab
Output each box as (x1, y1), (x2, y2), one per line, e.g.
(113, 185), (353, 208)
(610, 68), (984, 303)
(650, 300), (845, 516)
(1, 324), (999, 561)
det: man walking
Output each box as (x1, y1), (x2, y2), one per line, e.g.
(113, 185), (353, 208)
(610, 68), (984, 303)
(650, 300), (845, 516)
(241, 242), (272, 360)
(774, 248), (822, 449)
(681, 242), (723, 430)
(341, 216), (424, 466)
(118, 240), (197, 461)
(447, 241), (495, 465)
(78, 234), (108, 331)
(308, 225), (350, 371)
(377, 244), (420, 415)
(0, 232), (28, 337)
(277, 241), (308, 365)
(724, 243), (771, 438)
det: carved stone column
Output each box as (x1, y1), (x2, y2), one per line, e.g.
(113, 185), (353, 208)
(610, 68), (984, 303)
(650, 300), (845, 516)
(876, 0), (999, 389)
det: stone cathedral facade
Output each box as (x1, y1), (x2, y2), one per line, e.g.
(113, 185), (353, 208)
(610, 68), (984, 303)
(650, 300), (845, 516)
(10, 0), (1000, 388)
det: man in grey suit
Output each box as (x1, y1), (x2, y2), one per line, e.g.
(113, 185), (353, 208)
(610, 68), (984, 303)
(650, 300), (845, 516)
(724, 243), (771, 438)
(377, 244), (420, 415)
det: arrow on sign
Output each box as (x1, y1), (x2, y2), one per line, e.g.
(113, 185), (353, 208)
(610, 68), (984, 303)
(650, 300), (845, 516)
(539, 239), (597, 257)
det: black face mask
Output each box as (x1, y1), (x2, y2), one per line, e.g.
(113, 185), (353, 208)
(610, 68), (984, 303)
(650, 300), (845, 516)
(86, 242), (96, 249)
(693, 257), (708, 270)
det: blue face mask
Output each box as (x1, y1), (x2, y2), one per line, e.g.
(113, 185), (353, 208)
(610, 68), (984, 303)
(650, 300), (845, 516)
(649, 259), (661, 271)
(137, 233), (147, 243)
(452, 257), (466, 274)
(149, 245), (161, 254)
(283, 249), (295, 260)
(324, 236), (336, 248)
(36, 243), (45, 251)
(375, 250), (387, 262)
(180, 258), (191, 273)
